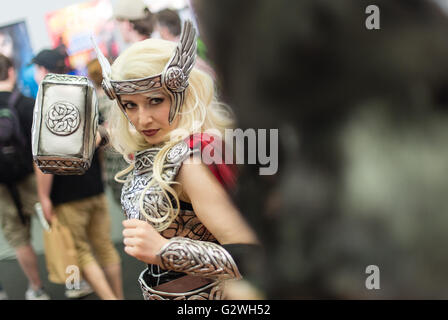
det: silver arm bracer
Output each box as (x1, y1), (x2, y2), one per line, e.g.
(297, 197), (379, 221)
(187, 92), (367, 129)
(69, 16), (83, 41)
(157, 237), (242, 281)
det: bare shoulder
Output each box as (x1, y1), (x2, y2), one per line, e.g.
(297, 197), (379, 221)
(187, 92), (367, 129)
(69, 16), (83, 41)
(176, 156), (258, 245)
(176, 157), (221, 196)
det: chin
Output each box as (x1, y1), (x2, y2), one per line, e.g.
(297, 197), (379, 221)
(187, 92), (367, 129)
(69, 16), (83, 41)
(144, 136), (163, 145)
(143, 132), (167, 146)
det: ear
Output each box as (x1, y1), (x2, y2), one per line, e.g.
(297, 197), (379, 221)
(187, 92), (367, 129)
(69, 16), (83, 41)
(7, 66), (15, 80)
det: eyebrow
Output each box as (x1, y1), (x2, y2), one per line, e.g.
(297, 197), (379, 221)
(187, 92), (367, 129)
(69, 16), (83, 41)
(120, 98), (136, 103)
(120, 93), (164, 104)
(143, 92), (164, 98)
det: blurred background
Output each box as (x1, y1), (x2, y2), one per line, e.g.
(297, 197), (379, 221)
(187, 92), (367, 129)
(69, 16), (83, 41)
(3, 0), (448, 299)
(193, 0), (448, 299)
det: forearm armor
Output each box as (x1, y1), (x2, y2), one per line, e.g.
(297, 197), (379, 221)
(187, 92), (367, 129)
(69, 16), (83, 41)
(157, 237), (243, 281)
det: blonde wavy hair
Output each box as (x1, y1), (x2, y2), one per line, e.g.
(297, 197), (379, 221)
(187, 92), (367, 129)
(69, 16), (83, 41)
(108, 38), (235, 231)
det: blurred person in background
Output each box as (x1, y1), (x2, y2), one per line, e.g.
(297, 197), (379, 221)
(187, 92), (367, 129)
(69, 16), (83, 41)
(32, 49), (124, 300)
(0, 53), (49, 300)
(31, 48), (68, 84)
(193, 0), (448, 299)
(155, 8), (215, 79)
(113, 0), (156, 44)
(154, 8), (181, 43)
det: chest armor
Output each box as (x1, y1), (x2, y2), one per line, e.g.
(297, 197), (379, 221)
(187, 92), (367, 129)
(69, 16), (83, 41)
(121, 140), (216, 242)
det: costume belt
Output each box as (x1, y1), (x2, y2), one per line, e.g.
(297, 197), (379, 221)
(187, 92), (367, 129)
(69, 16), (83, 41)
(152, 275), (213, 293)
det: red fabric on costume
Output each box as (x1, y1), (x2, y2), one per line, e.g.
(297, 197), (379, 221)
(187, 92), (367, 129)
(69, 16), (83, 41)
(185, 133), (237, 192)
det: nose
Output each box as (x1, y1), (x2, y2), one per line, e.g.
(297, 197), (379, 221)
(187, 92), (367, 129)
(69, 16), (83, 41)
(137, 104), (153, 128)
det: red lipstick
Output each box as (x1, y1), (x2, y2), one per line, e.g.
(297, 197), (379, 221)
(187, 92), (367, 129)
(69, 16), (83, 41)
(142, 129), (160, 137)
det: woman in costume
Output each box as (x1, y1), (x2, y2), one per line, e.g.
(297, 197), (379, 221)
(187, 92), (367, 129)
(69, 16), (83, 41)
(95, 21), (259, 300)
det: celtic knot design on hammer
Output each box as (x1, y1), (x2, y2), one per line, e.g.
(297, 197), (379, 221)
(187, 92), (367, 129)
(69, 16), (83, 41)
(45, 101), (81, 136)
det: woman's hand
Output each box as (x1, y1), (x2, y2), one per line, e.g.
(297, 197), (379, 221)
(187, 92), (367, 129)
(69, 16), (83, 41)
(122, 219), (169, 265)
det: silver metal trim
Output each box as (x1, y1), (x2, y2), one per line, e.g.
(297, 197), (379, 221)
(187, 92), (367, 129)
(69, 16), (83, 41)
(157, 237), (242, 281)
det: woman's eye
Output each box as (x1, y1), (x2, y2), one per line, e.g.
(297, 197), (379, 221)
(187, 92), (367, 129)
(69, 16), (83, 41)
(149, 97), (164, 105)
(123, 102), (137, 109)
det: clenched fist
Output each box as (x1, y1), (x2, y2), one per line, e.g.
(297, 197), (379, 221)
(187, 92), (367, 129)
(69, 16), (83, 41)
(122, 219), (169, 265)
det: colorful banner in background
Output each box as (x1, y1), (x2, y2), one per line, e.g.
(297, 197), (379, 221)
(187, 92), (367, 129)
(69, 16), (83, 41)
(45, 0), (119, 76)
(0, 21), (36, 97)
